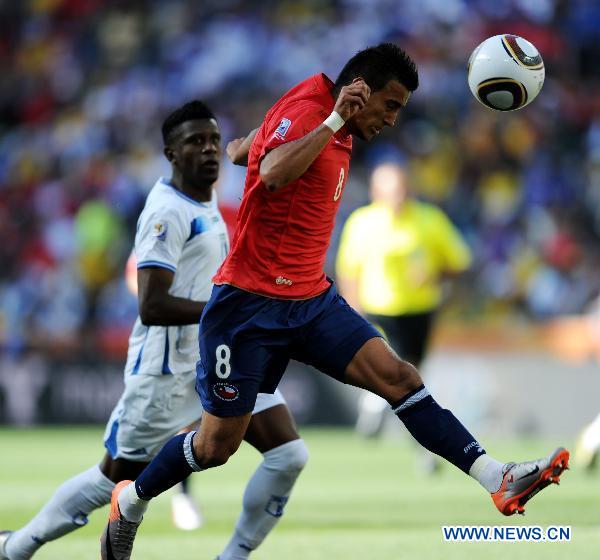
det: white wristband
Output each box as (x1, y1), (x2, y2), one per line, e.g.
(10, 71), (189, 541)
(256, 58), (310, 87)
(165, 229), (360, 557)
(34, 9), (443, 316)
(323, 111), (345, 133)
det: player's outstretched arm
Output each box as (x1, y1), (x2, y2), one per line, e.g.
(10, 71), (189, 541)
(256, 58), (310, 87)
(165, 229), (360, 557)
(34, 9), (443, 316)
(226, 128), (259, 166)
(138, 267), (206, 326)
(260, 78), (370, 191)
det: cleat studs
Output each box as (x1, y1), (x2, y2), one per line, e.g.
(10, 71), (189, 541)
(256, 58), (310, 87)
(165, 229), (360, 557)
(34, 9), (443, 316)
(507, 503), (519, 515)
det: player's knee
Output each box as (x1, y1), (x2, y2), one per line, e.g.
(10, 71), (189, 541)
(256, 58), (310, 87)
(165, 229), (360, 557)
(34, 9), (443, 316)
(194, 438), (240, 469)
(281, 439), (309, 472)
(377, 359), (422, 400)
(205, 453), (229, 469)
(264, 438), (309, 474)
(382, 358), (419, 384)
(199, 446), (233, 468)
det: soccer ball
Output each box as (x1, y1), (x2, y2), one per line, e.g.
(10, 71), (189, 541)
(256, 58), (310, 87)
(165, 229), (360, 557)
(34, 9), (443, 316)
(467, 34), (544, 111)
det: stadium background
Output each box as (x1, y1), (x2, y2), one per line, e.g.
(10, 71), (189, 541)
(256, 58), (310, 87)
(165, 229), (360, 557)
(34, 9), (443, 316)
(0, 1), (599, 558)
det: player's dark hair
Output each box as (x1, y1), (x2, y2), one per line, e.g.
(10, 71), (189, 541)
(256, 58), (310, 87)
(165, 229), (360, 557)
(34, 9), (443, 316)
(335, 43), (418, 93)
(162, 100), (216, 145)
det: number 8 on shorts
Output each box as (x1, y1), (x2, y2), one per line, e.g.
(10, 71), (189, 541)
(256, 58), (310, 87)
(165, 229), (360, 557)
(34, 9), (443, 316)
(215, 344), (232, 379)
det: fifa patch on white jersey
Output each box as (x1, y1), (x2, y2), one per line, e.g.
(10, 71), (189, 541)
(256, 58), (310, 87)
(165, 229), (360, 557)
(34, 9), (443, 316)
(274, 118), (292, 140)
(152, 221), (168, 241)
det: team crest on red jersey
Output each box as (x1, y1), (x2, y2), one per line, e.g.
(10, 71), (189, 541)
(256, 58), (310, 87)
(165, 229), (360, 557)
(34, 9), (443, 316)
(213, 382), (239, 401)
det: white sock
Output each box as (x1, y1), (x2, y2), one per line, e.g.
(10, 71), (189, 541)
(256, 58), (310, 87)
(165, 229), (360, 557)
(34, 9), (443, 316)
(469, 454), (506, 493)
(117, 482), (148, 522)
(6, 465), (114, 560)
(218, 439), (309, 560)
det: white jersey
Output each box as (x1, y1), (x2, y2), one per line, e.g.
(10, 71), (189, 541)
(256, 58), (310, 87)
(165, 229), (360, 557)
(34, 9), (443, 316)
(124, 177), (229, 376)
(104, 177), (287, 461)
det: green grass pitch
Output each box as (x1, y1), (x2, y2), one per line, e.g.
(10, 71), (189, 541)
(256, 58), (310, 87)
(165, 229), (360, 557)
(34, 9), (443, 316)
(1, 427), (598, 559)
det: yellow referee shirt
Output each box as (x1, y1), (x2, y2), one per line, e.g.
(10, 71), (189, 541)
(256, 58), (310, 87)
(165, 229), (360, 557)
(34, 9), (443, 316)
(336, 200), (471, 316)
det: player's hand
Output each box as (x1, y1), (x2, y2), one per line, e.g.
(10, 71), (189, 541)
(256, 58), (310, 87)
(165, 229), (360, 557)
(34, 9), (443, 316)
(333, 78), (371, 122)
(226, 137), (246, 163)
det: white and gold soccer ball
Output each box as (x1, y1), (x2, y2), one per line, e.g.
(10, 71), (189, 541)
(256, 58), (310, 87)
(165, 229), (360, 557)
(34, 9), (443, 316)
(468, 34), (545, 111)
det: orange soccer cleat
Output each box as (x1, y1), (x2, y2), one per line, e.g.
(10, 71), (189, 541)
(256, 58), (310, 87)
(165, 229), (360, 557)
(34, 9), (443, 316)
(100, 480), (141, 560)
(491, 447), (570, 516)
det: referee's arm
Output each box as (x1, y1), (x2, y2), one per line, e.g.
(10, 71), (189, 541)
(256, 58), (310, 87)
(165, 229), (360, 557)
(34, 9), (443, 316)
(335, 212), (365, 315)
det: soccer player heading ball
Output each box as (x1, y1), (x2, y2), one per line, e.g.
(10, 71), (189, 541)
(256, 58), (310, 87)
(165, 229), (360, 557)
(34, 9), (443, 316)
(99, 43), (569, 559)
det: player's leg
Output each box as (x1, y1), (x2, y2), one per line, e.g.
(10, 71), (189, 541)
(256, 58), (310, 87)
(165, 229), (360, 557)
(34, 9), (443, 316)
(218, 393), (308, 560)
(101, 285), (294, 559)
(171, 422), (204, 531)
(404, 312), (443, 473)
(355, 313), (432, 438)
(348, 340), (569, 514)
(346, 336), (500, 474)
(354, 315), (398, 438)
(387, 312), (441, 473)
(300, 284), (569, 515)
(1, 383), (157, 560)
(100, 454), (150, 482)
(100, 364), (251, 516)
(0, 455), (125, 560)
(101, 411), (252, 560)
(116, 411), (252, 519)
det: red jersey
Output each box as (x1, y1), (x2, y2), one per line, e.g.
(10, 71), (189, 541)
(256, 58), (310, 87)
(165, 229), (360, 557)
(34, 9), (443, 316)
(214, 73), (352, 299)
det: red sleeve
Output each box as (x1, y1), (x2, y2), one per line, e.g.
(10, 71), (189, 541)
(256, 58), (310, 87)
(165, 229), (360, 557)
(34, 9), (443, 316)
(258, 101), (327, 162)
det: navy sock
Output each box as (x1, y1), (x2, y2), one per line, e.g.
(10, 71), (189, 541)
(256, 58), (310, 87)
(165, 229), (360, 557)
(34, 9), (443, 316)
(135, 432), (199, 500)
(393, 385), (485, 473)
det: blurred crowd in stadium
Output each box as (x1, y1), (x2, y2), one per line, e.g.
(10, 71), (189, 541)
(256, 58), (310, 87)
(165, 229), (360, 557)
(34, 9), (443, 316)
(0, 0), (599, 357)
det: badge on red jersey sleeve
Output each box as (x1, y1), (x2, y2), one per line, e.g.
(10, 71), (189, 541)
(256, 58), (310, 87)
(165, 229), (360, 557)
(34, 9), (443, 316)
(273, 118), (292, 140)
(260, 103), (326, 160)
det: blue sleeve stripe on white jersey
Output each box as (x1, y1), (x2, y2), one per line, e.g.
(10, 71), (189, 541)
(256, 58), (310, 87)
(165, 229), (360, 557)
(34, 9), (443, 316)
(137, 260), (177, 273)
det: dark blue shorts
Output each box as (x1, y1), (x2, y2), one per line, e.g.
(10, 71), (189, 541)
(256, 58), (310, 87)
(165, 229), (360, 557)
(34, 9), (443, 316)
(196, 282), (381, 417)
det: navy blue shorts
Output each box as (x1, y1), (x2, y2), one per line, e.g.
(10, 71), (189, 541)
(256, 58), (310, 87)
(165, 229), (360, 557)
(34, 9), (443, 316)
(196, 282), (381, 417)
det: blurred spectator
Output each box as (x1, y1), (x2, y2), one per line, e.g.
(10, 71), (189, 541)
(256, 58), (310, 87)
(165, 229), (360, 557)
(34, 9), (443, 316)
(0, 0), (598, 356)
